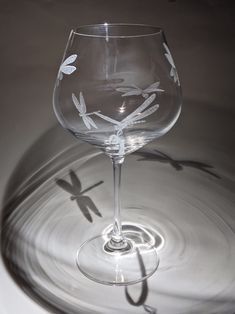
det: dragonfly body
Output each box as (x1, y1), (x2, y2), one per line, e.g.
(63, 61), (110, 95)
(115, 119), (145, 136)
(72, 92), (99, 129)
(107, 134), (125, 155)
(95, 93), (159, 135)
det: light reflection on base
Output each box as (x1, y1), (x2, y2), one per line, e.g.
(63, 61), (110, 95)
(76, 230), (160, 286)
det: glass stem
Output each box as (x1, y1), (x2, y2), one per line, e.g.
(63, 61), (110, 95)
(109, 156), (127, 250)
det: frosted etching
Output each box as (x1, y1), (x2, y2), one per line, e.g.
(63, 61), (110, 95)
(95, 94), (159, 154)
(163, 43), (180, 86)
(59, 54), (77, 80)
(95, 93), (158, 135)
(116, 82), (164, 99)
(72, 92), (98, 129)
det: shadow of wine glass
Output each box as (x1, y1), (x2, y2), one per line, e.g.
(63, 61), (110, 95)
(54, 169), (159, 311)
(0, 118), (224, 314)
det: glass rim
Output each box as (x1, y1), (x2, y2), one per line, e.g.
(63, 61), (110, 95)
(72, 23), (163, 38)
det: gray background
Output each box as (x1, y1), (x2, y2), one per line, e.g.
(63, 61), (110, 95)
(0, 0), (234, 313)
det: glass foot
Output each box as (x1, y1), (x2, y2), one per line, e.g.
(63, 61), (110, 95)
(76, 233), (159, 286)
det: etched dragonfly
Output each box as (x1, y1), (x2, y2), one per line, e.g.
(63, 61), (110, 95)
(72, 92), (99, 129)
(59, 54), (77, 80)
(56, 170), (103, 223)
(116, 81), (164, 99)
(163, 43), (180, 86)
(95, 93), (159, 135)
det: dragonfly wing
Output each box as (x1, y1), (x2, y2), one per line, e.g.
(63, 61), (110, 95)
(122, 90), (142, 97)
(116, 87), (134, 93)
(82, 196), (102, 217)
(78, 198), (93, 223)
(95, 112), (119, 125)
(116, 87), (141, 97)
(144, 81), (164, 93)
(61, 65), (76, 75)
(170, 67), (175, 77)
(132, 104), (159, 121)
(165, 53), (175, 68)
(122, 93), (156, 123)
(79, 92), (86, 113)
(163, 43), (175, 67)
(145, 81), (160, 91)
(56, 179), (75, 194)
(180, 160), (214, 168)
(62, 54), (78, 66)
(145, 87), (165, 93)
(72, 93), (82, 112)
(82, 116), (91, 129)
(69, 170), (82, 192)
(86, 115), (98, 129)
(116, 86), (142, 97)
(163, 42), (171, 55)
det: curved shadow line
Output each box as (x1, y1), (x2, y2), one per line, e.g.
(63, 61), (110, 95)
(125, 248), (157, 312)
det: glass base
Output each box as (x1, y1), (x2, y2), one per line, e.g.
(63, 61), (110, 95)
(76, 233), (159, 286)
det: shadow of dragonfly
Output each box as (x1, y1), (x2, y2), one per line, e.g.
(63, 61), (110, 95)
(56, 170), (103, 223)
(125, 248), (157, 313)
(135, 148), (220, 179)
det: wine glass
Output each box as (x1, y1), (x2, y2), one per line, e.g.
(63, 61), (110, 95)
(53, 23), (182, 285)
